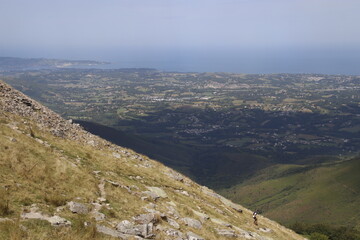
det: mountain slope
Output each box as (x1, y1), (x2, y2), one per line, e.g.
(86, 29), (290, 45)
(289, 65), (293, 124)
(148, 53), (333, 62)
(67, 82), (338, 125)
(219, 159), (360, 230)
(0, 80), (303, 239)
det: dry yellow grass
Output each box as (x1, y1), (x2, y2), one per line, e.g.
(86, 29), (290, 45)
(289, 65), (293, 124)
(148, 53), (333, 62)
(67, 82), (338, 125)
(0, 97), (304, 239)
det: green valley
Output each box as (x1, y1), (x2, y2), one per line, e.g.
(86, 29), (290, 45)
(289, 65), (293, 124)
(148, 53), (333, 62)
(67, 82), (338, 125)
(1, 61), (359, 235)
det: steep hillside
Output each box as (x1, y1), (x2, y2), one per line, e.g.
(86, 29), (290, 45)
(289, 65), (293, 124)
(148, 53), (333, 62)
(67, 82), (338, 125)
(0, 80), (304, 239)
(220, 159), (360, 231)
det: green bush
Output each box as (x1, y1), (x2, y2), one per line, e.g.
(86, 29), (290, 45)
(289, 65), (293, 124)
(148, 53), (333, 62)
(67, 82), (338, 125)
(290, 222), (360, 240)
(310, 232), (329, 240)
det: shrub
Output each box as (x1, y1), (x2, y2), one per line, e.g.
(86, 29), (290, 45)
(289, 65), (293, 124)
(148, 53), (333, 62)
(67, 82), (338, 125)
(310, 232), (329, 240)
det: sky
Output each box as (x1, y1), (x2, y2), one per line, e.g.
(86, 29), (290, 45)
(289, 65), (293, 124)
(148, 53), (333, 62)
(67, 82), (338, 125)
(0, 0), (360, 73)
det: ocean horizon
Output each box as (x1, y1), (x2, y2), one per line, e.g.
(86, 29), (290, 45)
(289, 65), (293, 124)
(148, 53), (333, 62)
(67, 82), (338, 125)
(3, 47), (360, 75)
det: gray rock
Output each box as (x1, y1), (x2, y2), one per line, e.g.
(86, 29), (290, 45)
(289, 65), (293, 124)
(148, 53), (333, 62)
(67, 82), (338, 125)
(192, 210), (209, 222)
(216, 229), (237, 238)
(107, 180), (120, 187)
(166, 204), (180, 219)
(68, 201), (88, 214)
(165, 228), (184, 238)
(133, 213), (158, 224)
(259, 227), (272, 233)
(141, 222), (155, 238)
(142, 191), (160, 201)
(181, 218), (202, 229)
(187, 231), (205, 240)
(146, 187), (167, 198)
(219, 197), (243, 213)
(165, 170), (184, 182)
(116, 220), (142, 236)
(92, 211), (106, 221)
(21, 211), (71, 227)
(47, 215), (72, 227)
(96, 225), (123, 238)
(168, 218), (180, 229)
(116, 220), (155, 238)
(210, 218), (232, 227)
(233, 227), (257, 239)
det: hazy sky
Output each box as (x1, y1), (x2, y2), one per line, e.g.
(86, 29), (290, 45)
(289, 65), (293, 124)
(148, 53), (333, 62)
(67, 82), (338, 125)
(1, 0), (359, 50)
(1, 0), (360, 74)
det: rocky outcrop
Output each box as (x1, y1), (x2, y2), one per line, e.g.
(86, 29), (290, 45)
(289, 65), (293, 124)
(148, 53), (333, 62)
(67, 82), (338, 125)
(67, 201), (88, 214)
(21, 205), (71, 227)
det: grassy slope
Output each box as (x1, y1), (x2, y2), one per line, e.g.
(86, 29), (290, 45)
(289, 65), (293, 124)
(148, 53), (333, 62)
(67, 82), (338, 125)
(0, 89), (303, 239)
(219, 158), (360, 230)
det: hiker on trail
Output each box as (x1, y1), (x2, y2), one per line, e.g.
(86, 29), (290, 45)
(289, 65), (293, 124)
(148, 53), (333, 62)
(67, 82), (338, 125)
(253, 211), (258, 225)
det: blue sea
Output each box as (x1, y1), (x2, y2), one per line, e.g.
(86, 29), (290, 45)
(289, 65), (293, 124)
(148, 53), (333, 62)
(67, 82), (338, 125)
(88, 48), (360, 75)
(5, 47), (360, 75)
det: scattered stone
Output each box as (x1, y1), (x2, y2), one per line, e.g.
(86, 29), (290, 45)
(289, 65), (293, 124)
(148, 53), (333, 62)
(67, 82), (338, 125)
(21, 212), (45, 220)
(142, 191), (160, 201)
(56, 206), (66, 213)
(47, 216), (72, 227)
(116, 220), (155, 238)
(165, 170), (184, 182)
(259, 227), (272, 233)
(167, 218), (180, 229)
(219, 197), (243, 213)
(92, 211), (106, 221)
(167, 201), (177, 207)
(133, 213), (159, 224)
(233, 226), (257, 239)
(116, 220), (142, 235)
(216, 229), (237, 238)
(166, 205), (180, 219)
(181, 218), (202, 229)
(187, 231), (205, 240)
(67, 201), (88, 214)
(113, 152), (121, 159)
(107, 180), (120, 187)
(210, 218), (232, 227)
(201, 186), (222, 199)
(96, 225), (123, 238)
(146, 187), (167, 198)
(192, 210), (209, 222)
(176, 190), (190, 197)
(163, 228), (184, 238)
(21, 210), (71, 227)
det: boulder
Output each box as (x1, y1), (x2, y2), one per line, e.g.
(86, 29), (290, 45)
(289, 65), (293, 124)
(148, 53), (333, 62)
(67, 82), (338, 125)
(146, 187), (167, 198)
(168, 218), (180, 229)
(210, 218), (232, 227)
(219, 197), (243, 213)
(181, 218), (202, 229)
(142, 191), (160, 201)
(116, 220), (155, 238)
(96, 225), (123, 238)
(216, 229), (237, 238)
(187, 231), (205, 240)
(192, 210), (209, 222)
(47, 215), (72, 227)
(116, 220), (142, 236)
(133, 213), (159, 224)
(259, 227), (272, 233)
(68, 201), (88, 214)
(92, 211), (106, 221)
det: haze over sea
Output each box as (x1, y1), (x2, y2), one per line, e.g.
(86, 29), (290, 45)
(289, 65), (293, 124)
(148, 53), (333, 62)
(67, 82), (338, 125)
(2, 0), (360, 75)
(100, 48), (360, 75)
(7, 47), (360, 75)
